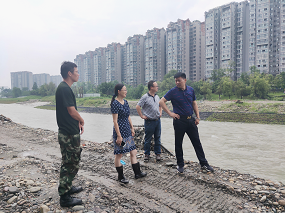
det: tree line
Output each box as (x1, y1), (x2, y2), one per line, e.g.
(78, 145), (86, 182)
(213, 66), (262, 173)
(0, 82), (56, 98)
(93, 66), (285, 100)
(1, 66), (285, 100)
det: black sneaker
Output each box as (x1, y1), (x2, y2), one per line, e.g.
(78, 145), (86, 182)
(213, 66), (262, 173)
(176, 166), (184, 173)
(201, 165), (214, 173)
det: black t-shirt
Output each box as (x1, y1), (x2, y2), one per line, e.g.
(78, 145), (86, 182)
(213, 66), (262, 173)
(55, 81), (79, 135)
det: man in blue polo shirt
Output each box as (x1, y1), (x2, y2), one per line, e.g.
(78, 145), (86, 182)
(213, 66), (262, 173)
(136, 80), (162, 161)
(159, 72), (214, 173)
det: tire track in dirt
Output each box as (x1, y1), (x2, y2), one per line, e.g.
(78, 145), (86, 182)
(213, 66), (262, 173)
(80, 150), (250, 212)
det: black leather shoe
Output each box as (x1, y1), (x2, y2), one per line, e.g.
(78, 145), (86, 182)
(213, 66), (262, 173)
(60, 193), (83, 207)
(68, 186), (83, 195)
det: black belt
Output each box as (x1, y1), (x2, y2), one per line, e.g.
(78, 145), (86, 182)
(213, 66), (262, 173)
(147, 118), (160, 121)
(178, 115), (192, 119)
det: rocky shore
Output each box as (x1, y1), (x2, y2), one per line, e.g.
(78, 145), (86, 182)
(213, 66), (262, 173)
(0, 114), (285, 213)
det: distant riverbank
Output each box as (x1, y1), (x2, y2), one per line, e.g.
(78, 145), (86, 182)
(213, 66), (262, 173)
(1, 97), (285, 124)
(37, 99), (285, 125)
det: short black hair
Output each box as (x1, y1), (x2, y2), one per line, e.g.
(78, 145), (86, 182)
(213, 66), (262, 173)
(60, 61), (77, 79)
(148, 80), (156, 90)
(174, 72), (186, 79)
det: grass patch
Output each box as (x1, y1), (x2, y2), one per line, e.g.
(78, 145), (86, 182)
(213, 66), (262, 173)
(76, 97), (110, 107)
(257, 108), (277, 114)
(35, 105), (56, 110)
(203, 92), (285, 101)
(0, 96), (55, 104)
(268, 92), (285, 101)
(206, 112), (285, 125)
(218, 102), (252, 112)
(218, 102), (285, 114)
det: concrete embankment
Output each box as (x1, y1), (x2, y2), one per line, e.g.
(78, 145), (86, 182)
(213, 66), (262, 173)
(0, 114), (285, 212)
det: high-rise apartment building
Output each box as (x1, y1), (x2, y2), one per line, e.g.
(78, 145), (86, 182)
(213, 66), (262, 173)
(144, 28), (166, 83)
(166, 19), (190, 74)
(206, 0), (285, 79)
(236, 1), (249, 78)
(219, 2), (238, 73)
(83, 51), (94, 83)
(74, 54), (86, 82)
(73, 0), (285, 87)
(33, 73), (51, 87)
(166, 19), (205, 81)
(205, 7), (220, 79)
(10, 71), (33, 90)
(189, 20), (206, 81)
(105, 43), (123, 83)
(93, 47), (106, 86)
(249, 0), (280, 75)
(280, 0), (285, 72)
(124, 35), (145, 86)
(50, 75), (62, 87)
(205, 1), (250, 80)
(200, 22), (206, 81)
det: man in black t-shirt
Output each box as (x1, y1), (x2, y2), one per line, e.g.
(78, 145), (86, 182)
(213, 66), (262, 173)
(56, 61), (85, 207)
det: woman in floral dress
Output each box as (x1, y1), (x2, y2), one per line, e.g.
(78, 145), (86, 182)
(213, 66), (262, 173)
(111, 84), (147, 184)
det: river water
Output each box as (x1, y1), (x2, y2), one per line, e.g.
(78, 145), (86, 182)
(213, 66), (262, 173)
(0, 102), (284, 183)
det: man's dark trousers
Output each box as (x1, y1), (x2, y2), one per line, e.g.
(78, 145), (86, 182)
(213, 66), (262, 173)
(173, 117), (208, 168)
(144, 119), (161, 155)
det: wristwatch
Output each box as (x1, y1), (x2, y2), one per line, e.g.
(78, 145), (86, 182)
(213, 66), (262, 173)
(196, 117), (200, 120)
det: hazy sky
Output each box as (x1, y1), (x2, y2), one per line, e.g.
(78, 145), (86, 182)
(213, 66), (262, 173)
(0, 0), (244, 88)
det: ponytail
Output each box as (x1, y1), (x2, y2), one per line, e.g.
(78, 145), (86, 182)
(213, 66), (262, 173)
(110, 83), (124, 106)
(110, 94), (116, 106)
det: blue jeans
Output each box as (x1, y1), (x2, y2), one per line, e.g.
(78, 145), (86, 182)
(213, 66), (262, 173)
(144, 119), (161, 155)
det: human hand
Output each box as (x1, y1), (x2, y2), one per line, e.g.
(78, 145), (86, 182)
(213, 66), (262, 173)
(170, 112), (180, 120)
(131, 128), (135, 136)
(195, 118), (200, 125)
(116, 136), (123, 146)
(79, 124), (84, 134)
(141, 115), (148, 120)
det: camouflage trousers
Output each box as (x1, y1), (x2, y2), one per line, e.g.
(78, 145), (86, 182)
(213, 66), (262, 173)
(58, 130), (82, 196)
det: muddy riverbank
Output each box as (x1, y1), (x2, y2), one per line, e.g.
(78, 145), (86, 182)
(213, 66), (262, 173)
(39, 99), (285, 124)
(0, 115), (285, 213)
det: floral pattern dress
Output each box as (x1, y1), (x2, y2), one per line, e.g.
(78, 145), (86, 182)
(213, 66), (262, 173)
(111, 99), (136, 155)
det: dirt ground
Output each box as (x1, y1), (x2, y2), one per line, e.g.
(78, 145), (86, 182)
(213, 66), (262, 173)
(0, 118), (284, 212)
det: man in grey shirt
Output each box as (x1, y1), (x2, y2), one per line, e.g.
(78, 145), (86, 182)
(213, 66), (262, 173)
(136, 80), (162, 161)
